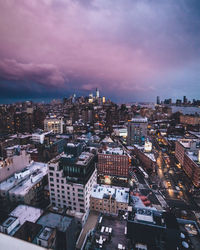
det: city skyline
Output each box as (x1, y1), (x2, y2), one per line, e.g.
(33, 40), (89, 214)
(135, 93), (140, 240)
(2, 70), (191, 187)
(0, 0), (200, 103)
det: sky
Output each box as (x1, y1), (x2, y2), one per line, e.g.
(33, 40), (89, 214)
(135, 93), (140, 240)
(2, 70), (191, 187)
(0, 0), (200, 103)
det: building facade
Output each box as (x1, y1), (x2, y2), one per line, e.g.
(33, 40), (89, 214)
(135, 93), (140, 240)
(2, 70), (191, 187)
(48, 152), (97, 224)
(44, 117), (63, 134)
(90, 185), (129, 215)
(175, 139), (200, 187)
(127, 117), (148, 145)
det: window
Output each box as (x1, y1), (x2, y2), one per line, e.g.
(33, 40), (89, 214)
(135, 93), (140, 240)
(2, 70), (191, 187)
(80, 204), (84, 207)
(61, 180), (64, 184)
(80, 209), (84, 213)
(49, 172), (53, 176)
(50, 178), (53, 182)
(61, 186), (64, 189)
(49, 167), (54, 171)
(78, 194), (83, 197)
(73, 202), (76, 206)
(57, 179), (59, 183)
(78, 188), (83, 192)
(56, 174), (59, 177)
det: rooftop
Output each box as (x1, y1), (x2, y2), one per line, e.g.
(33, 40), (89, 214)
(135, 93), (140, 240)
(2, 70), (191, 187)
(134, 144), (156, 162)
(8, 164), (47, 196)
(37, 227), (54, 241)
(177, 218), (200, 250)
(186, 151), (200, 165)
(76, 152), (94, 166)
(130, 117), (148, 123)
(10, 205), (43, 225)
(2, 216), (18, 228)
(91, 185), (129, 204)
(0, 162), (47, 193)
(128, 207), (166, 228)
(36, 212), (73, 232)
(101, 147), (128, 156)
(83, 214), (129, 250)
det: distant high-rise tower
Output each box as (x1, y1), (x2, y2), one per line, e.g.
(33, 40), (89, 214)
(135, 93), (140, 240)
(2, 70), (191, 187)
(183, 96), (187, 104)
(156, 96), (160, 105)
(96, 88), (100, 98)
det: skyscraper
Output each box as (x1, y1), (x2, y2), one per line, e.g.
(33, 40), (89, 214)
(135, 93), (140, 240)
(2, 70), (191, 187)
(96, 88), (100, 98)
(156, 96), (160, 105)
(183, 96), (187, 104)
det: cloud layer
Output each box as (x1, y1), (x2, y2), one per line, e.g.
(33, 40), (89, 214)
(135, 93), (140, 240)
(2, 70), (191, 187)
(0, 0), (200, 101)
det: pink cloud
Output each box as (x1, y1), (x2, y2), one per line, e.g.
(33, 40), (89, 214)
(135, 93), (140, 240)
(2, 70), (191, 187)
(0, 59), (65, 86)
(0, 0), (199, 98)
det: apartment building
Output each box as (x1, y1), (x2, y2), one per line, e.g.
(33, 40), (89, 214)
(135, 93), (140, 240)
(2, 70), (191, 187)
(44, 116), (63, 134)
(90, 184), (129, 215)
(98, 146), (130, 178)
(48, 151), (97, 224)
(175, 139), (200, 187)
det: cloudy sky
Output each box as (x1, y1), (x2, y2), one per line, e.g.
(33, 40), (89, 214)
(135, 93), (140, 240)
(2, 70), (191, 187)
(0, 0), (200, 103)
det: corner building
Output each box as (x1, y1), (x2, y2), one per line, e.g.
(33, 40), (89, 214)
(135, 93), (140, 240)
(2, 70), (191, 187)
(48, 151), (97, 224)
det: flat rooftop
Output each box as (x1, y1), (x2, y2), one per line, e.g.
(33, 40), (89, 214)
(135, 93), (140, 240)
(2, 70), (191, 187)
(36, 212), (73, 232)
(0, 162), (47, 195)
(131, 117), (148, 123)
(101, 147), (129, 156)
(91, 185), (129, 204)
(50, 151), (94, 166)
(134, 144), (156, 162)
(38, 227), (54, 241)
(186, 151), (200, 166)
(2, 216), (18, 228)
(128, 207), (166, 228)
(177, 219), (200, 250)
(76, 152), (94, 166)
(83, 214), (129, 250)
(10, 205), (43, 225)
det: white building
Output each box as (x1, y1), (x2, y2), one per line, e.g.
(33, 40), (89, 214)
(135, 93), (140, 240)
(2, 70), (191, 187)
(0, 162), (48, 205)
(32, 131), (51, 144)
(48, 152), (97, 225)
(44, 116), (63, 134)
